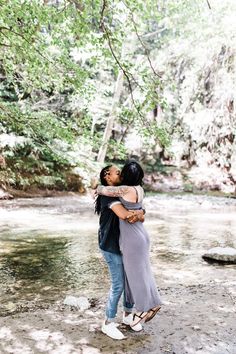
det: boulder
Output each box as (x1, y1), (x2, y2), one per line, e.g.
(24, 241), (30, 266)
(202, 247), (236, 264)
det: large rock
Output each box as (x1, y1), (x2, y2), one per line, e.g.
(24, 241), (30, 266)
(202, 247), (236, 264)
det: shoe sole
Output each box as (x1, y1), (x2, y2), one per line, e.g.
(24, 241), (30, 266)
(130, 325), (143, 332)
(122, 322), (143, 332)
(101, 328), (125, 340)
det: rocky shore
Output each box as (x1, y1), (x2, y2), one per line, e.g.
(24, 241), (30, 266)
(0, 280), (235, 354)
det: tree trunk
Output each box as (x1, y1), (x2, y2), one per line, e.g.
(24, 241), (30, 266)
(97, 70), (124, 163)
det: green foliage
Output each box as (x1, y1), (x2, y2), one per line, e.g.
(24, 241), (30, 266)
(1, 0), (233, 190)
(0, 0), (90, 93)
(106, 139), (128, 161)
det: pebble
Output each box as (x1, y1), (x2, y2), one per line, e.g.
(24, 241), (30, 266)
(192, 325), (201, 331)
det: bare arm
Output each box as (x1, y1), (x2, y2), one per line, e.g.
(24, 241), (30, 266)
(111, 204), (145, 223)
(97, 185), (130, 197)
(111, 204), (133, 220)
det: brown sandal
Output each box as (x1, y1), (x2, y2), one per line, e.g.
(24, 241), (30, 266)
(130, 311), (149, 327)
(145, 306), (161, 323)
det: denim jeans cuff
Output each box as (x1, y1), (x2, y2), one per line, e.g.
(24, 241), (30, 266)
(123, 306), (133, 313)
(106, 316), (116, 322)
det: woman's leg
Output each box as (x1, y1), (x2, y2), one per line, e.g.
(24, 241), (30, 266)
(100, 250), (128, 339)
(101, 250), (125, 320)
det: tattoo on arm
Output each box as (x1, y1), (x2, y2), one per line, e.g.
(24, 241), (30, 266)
(97, 185), (130, 197)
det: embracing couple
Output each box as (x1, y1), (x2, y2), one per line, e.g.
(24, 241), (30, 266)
(95, 160), (162, 340)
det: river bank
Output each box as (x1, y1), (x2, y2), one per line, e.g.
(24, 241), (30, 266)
(0, 277), (235, 354)
(0, 194), (236, 353)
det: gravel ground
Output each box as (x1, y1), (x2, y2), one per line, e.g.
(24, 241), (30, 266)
(0, 281), (235, 354)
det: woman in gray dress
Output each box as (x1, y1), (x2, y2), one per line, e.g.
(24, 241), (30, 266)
(97, 161), (162, 327)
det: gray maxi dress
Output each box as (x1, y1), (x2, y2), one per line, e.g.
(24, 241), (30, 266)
(118, 186), (162, 312)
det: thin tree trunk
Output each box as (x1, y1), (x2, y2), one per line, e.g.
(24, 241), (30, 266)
(97, 70), (124, 163)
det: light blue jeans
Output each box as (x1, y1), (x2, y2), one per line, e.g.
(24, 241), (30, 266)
(101, 249), (133, 320)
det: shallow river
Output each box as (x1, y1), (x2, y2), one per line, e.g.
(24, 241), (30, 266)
(0, 193), (236, 317)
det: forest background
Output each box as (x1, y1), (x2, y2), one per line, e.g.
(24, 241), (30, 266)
(0, 0), (236, 196)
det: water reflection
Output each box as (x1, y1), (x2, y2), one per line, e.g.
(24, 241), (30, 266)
(1, 235), (70, 280)
(0, 229), (105, 315)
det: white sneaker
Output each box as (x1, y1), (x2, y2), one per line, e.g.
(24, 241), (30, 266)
(122, 313), (143, 332)
(101, 321), (126, 340)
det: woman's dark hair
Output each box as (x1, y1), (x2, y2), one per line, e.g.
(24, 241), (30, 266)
(94, 165), (112, 215)
(121, 160), (144, 186)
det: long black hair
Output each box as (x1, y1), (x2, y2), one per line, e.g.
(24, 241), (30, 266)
(121, 160), (144, 186)
(94, 165), (112, 215)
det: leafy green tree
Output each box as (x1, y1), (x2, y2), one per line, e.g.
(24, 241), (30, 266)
(2, 0), (229, 189)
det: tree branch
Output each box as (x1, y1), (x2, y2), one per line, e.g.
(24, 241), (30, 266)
(0, 24), (79, 88)
(141, 28), (166, 40)
(121, 1), (161, 79)
(66, 0), (84, 12)
(0, 42), (11, 47)
(103, 25), (144, 117)
(0, 26), (52, 63)
(99, 3), (145, 120)
(99, 0), (107, 30)
(206, 0), (211, 9)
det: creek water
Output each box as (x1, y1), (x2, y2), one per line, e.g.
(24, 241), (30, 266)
(0, 194), (236, 317)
